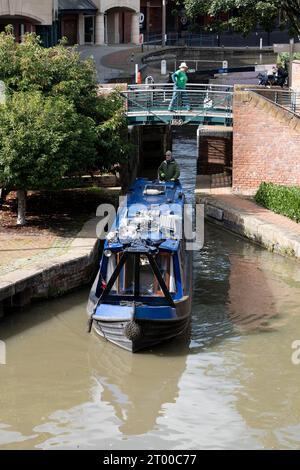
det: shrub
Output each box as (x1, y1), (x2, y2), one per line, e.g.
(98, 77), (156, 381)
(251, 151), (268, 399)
(278, 52), (300, 69)
(255, 182), (300, 223)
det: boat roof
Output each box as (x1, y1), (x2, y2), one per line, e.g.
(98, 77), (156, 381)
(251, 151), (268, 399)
(106, 178), (184, 251)
(126, 178), (184, 207)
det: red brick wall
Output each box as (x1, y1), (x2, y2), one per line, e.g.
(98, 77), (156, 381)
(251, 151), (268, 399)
(233, 90), (300, 194)
(197, 136), (232, 175)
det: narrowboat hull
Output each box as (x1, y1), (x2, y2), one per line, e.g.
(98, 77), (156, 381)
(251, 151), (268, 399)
(92, 318), (190, 353)
(92, 305), (191, 353)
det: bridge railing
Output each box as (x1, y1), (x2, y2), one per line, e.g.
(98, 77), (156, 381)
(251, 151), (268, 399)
(249, 88), (300, 116)
(123, 84), (233, 117)
(127, 84), (233, 92)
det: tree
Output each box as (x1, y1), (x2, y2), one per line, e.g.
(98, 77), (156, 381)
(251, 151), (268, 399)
(282, 1), (300, 35)
(0, 27), (130, 225)
(0, 28), (97, 113)
(0, 92), (97, 225)
(0, 29), (127, 128)
(182, 0), (300, 36)
(96, 97), (131, 171)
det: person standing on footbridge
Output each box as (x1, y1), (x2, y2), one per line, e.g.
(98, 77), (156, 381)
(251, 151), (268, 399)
(168, 62), (190, 112)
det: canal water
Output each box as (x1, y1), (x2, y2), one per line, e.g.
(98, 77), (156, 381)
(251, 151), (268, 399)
(1, 132), (300, 450)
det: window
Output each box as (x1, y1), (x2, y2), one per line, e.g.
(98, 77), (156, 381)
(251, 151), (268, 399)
(84, 16), (95, 44)
(106, 253), (176, 296)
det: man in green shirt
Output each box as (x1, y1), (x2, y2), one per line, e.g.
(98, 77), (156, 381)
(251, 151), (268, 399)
(158, 150), (180, 182)
(168, 62), (190, 111)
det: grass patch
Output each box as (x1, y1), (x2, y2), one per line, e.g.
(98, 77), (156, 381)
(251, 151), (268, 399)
(255, 182), (300, 223)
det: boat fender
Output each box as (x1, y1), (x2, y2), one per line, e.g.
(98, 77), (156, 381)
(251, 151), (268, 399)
(124, 321), (143, 341)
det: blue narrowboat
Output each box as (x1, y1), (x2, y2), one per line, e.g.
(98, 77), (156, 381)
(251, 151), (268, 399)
(87, 178), (192, 352)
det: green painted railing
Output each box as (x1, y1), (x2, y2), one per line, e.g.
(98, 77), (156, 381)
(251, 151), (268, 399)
(121, 84), (234, 126)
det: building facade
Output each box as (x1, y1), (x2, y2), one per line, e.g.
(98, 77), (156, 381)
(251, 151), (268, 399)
(0, 1), (141, 46)
(59, 0), (140, 45)
(0, 0), (58, 45)
(139, 1), (187, 40)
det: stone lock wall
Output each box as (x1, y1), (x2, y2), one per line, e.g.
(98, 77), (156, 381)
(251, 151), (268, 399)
(233, 90), (300, 194)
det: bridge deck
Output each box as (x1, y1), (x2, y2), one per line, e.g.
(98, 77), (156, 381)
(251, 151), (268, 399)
(122, 84), (234, 126)
(126, 110), (233, 126)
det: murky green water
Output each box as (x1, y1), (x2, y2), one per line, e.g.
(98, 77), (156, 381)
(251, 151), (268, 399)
(0, 133), (300, 449)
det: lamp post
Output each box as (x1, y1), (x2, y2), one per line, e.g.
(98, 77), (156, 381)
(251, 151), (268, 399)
(162, 0), (166, 47)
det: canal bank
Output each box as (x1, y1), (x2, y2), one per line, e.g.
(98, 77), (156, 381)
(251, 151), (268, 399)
(0, 185), (123, 313)
(196, 181), (300, 260)
(0, 217), (100, 312)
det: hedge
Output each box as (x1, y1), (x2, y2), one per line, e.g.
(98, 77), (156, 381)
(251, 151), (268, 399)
(255, 182), (300, 223)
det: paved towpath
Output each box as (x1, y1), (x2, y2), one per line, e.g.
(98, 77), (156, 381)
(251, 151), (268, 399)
(0, 232), (73, 276)
(78, 45), (166, 83)
(78, 45), (141, 82)
(196, 179), (300, 259)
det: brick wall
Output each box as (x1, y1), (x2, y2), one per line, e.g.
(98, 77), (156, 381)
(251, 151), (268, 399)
(233, 90), (300, 194)
(197, 127), (233, 175)
(292, 61), (300, 91)
(197, 135), (232, 175)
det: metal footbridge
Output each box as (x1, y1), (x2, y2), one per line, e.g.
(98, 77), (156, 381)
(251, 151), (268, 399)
(121, 84), (233, 126)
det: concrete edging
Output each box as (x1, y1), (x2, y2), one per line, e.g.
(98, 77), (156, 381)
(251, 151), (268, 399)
(197, 194), (300, 259)
(0, 217), (100, 306)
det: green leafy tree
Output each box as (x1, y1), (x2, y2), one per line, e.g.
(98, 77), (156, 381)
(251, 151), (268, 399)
(0, 27), (129, 225)
(96, 97), (131, 170)
(182, 0), (300, 36)
(282, 0), (300, 35)
(0, 28), (97, 114)
(279, 51), (300, 69)
(0, 92), (97, 225)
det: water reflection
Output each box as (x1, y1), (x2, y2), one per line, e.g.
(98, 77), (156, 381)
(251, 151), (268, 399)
(0, 289), (189, 448)
(0, 291), (99, 449)
(90, 338), (188, 436)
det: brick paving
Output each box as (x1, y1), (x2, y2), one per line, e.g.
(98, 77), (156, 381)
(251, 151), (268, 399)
(0, 233), (73, 276)
(78, 45), (142, 82)
(101, 46), (143, 74)
(196, 176), (300, 235)
(0, 217), (100, 303)
(0, 186), (121, 283)
(196, 177), (300, 258)
(214, 193), (300, 237)
(79, 45), (166, 83)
